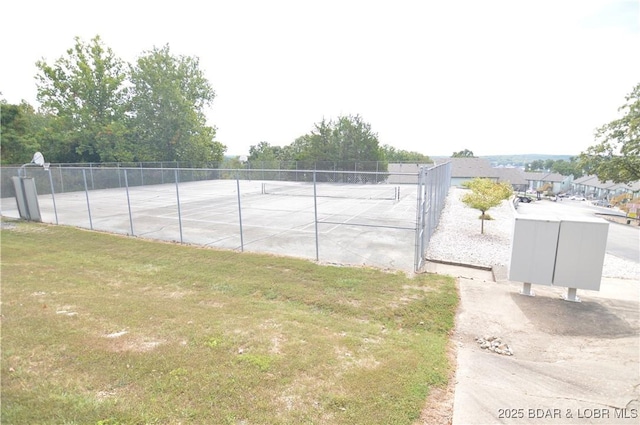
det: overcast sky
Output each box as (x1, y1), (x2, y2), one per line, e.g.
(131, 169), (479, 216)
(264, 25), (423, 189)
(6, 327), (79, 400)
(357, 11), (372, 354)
(2, 0), (639, 157)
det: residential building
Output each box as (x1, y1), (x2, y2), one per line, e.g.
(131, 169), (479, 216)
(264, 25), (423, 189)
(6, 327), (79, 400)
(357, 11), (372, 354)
(572, 175), (640, 200)
(523, 172), (572, 194)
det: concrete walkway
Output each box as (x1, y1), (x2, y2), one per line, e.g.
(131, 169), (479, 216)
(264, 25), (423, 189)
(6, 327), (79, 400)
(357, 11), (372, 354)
(425, 262), (639, 425)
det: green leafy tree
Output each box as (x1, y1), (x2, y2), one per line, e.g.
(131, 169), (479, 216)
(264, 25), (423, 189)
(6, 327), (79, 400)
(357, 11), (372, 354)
(294, 115), (382, 163)
(526, 160), (545, 171)
(550, 158), (583, 178)
(221, 156), (246, 170)
(1, 100), (41, 164)
(579, 82), (640, 183)
(35, 36), (131, 162)
(128, 44), (225, 164)
(248, 141), (286, 163)
(461, 178), (513, 234)
(543, 159), (555, 171)
(452, 149), (475, 158)
(380, 144), (431, 162)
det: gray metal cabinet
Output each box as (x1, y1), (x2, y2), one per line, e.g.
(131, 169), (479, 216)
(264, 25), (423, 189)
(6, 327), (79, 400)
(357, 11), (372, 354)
(553, 217), (609, 290)
(509, 216), (560, 285)
(509, 214), (609, 298)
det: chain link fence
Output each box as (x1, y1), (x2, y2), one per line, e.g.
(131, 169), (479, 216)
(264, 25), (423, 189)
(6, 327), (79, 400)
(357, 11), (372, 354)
(1, 162), (450, 272)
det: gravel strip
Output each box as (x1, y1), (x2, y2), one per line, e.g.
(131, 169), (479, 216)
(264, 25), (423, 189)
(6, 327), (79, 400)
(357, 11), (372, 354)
(426, 187), (639, 280)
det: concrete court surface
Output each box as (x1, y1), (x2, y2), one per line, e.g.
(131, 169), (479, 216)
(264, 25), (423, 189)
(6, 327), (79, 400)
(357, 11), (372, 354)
(425, 262), (639, 425)
(1, 179), (421, 272)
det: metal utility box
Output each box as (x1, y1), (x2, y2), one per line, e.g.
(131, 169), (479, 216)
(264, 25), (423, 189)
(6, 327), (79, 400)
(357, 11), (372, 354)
(11, 176), (42, 222)
(509, 215), (609, 298)
(509, 216), (560, 285)
(553, 217), (609, 290)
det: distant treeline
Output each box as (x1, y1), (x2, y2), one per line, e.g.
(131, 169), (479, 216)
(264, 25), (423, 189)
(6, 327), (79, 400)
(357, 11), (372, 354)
(482, 154), (574, 168)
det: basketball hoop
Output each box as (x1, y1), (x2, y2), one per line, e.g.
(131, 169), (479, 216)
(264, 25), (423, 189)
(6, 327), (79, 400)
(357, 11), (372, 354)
(18, 152), (49, 177)
(32, 152), (45, 166)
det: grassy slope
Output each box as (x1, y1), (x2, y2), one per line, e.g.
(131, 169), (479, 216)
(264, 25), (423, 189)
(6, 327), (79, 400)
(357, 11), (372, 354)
(1, 220), (458, 425)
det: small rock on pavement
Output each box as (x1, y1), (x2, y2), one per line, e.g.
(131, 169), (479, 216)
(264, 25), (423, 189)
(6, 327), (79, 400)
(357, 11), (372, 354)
(475, 336), (513, 356)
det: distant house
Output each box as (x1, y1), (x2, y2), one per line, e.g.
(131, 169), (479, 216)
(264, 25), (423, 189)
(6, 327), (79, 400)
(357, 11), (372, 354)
(572, 175), (640, 199)
(387, 163), (434, 184)
(523, 172), (572, 194)
(495, 167), (528, 192)
(447, 157), (499, 186)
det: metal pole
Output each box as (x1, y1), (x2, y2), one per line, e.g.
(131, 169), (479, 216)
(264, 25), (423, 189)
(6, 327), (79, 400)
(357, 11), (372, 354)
(414, 167), (423, 272)
(124, 170), (134, 236)
(236, 175), (244, 252)
(175, 169), (183, 243)
(313, 170), (319, 261)
(47, 168), (59, 225)
(82, 169), (93, 230)
(59, 166), (64, 193)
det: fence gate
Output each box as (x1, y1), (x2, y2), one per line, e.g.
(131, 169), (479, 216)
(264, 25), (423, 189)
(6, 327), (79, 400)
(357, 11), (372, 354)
(414, 162), (451, 272)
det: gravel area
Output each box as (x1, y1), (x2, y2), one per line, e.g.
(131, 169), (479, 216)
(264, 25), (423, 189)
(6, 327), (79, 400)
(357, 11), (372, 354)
(426, 187), (639, 280)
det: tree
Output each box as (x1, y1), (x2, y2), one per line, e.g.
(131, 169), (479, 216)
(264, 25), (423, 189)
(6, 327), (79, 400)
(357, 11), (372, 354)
(248, 141), (286, 162)
(380, 144), (431, 163)
(525, 160), (545, 171)
(291, 114), (383, 166)
(461, 178), (513, 234)
(35, 36), (131, 162)
(543, 159), (555, 171)
(550, 158), (583, 178)
(128, 44), (225, 164)
(535, 182), (553, 200)
(452, 149), (475, 158)
(578, 83), (640, 184)
(1, 100), (41, 164)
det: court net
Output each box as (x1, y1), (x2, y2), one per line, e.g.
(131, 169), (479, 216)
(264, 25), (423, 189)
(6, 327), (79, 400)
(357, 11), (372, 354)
(261, 182), (400, 200)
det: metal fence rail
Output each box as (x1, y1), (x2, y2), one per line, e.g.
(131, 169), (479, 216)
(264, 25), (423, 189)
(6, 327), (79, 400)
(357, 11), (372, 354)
(1, 164), (450, 273)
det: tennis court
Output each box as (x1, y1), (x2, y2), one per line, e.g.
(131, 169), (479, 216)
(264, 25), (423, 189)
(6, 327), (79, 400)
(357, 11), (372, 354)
(2, 165), (451, 273)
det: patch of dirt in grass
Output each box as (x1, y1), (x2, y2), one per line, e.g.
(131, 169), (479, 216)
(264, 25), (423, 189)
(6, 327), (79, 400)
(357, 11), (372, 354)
(199, 300), (225, 308)
(95, 389), (118, 401)
(104, 333), (165, 353)
(415, 333), (457, 425)
(402, 285), (437, 292)
(257, 319), (286, 354)
(276, 375), (336, 423)
(1, 220), (50, 232)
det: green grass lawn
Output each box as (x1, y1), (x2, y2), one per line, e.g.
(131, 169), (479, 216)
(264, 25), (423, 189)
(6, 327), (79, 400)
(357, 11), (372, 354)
(1, 219), (458, 425)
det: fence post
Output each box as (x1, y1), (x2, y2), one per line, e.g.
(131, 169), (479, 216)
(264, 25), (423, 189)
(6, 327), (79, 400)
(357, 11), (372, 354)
(414, 167), (424, 272)
(59, 166), (64, 193)
(82, 169), (93, 230)
(47, 167), (59, 225)
(313, 170), (319, 261)
(124, 170), (135, 236)
(236, 174), (244, 252)
(174, 169), (183, 243)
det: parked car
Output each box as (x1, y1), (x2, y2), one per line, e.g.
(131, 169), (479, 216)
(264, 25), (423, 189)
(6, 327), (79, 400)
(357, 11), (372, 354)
(570, 196), (586, 201)
(517, 196), (532, 203)
(592, 200), (612, 207)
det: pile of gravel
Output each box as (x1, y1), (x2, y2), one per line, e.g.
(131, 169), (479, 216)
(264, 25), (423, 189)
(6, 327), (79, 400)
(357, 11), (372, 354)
(426, 187), (639, 280)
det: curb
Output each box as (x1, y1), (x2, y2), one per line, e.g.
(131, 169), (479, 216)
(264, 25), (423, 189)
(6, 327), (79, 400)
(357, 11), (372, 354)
(425, 258), (492, 271)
